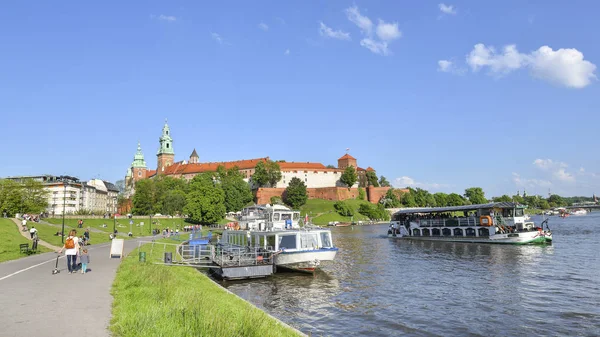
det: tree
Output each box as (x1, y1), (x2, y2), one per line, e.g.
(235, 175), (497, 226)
(358, 188), (366, 200)
(340, 166), (357, 188)
(334, 201), (354, 216)
(447, 193), (466, 206)
(20, 179), (49, 214)
(0, 179), (25, 216)
(512, 194), (524, 204)
(219, 166), (253, 213)
(326, 165), (336, 169)
(251, 161), (269, 188)
(492, 195), (513, 202)
(401, 192), (417, 207)
(270, 196), (283, 205)
(547, 194), (566, 207)
(266, 161), (282, 187)
(163, 190), (187, 216)
(184, 173), (226, 224)
(538, 199), (550, 210)
(284, 177), (308, 208)
(433, 192), (448, 207)
(380, 188), (401, 208)
(464, 187), (487, 205)
(379, 176), (391, 187)
(365, 171), (379, 187)
(358, 203), (390, 221)
(132, 179), (154, 215)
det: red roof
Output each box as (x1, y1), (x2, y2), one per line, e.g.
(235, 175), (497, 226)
(278, 162), (327, 170)
(146, 170), (156, 177)
(338, 153), (356, 160)
(162, 158), (269, 175)
(366, 166), (375, 172)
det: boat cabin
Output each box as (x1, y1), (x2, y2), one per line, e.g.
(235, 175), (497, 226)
(221, 229), (335, 252)
(237, 204), (301, 231)
(390, 202), (534, 238)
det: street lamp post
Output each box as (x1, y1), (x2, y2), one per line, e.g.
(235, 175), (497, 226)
(61, 181), (68, 244)
(113, 197), (117, 234)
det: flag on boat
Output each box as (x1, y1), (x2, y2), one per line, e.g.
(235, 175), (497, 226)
(305, 214), (309, 224)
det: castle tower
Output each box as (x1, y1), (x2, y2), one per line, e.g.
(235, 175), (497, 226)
(132, 142), (147, 182)
(337, 153), (357, 169)
(157, 120), (175, 173)
(189, 148), (199, 164)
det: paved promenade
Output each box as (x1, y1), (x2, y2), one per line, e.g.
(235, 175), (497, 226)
(0, 231), (149, 337)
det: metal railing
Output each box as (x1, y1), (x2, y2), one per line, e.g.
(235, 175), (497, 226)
(417, 217), (481, 227)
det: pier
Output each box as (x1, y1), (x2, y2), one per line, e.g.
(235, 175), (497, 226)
(137, 240), (275, 280)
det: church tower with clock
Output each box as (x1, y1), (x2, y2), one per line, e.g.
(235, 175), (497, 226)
(157, 120), (175, 174)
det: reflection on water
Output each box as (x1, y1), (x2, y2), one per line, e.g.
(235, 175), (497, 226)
(221, 214), (600, 336)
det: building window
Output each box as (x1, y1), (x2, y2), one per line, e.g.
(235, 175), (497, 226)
(305, 178), (307, 182)
(167, 143), (170, 149)
(138, 171), (141, 177)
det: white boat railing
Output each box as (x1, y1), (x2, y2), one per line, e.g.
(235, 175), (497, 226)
(417, 217), (481, 227)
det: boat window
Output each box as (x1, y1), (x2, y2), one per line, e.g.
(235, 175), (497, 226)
(320, 232), (332, 247)
(279, 235), (297, 249)
(465, 228), (476, 237)
(453, 228), (463, 236)
(478, 228), (489, 237)
(300, 233), (318, 249)
(442, 228), (451, 236)
(293, 213), (299, 220)
(432, 228), (441, 236)
(422, 228), (430, 236)
(281, 213), (292, 221)
(515, 208), (524, 216)
(273, 213), (280, 221)
(412, 229), (420, 236)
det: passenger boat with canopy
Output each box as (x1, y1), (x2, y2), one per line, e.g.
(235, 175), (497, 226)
(387, 202), (552, 245)
(220, 204), (338, 272)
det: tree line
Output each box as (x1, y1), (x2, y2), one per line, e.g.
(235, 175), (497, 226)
(131, 165), (311, 225)
(379, 186), (595, 209)
(0, 179), (49, 217)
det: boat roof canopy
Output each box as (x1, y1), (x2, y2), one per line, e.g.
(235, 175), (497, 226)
(393, 202), (523, 215)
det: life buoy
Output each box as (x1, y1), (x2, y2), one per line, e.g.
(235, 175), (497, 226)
(479, 215), (492, 227)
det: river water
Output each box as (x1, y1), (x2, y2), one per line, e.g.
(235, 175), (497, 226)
(222, 213), (600, 336)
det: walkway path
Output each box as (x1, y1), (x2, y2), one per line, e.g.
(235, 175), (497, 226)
(12, 218), (61, 251)
(0, 226), (152, 337)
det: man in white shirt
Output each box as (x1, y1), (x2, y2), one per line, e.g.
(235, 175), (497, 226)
(29, 226), (38, 239)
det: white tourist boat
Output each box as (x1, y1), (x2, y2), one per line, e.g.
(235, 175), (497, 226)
(387, 202), (552, 245)
(220, 205), (338, 272)
(569, 208), (588, 216)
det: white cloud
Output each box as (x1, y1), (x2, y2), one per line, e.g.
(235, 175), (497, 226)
(393, 176), (448, 190)
(158, 14), (177, 22)
(439, 3), (457, 15)
(376, 20), (401, 41)
(284, 49), (290, 56)
(464, 44), (597, 88)
(319, 22), (351, 40)
(360, 38), (390, 56)
(438, 60), (453, 72)
(345, 6), (373, 35)
(512, 173), (552, 188)
(211, 32), (223, 44)
(533, 158), (576, 183)
(345, 6), (401, 56)
(258, 22), (269, 31)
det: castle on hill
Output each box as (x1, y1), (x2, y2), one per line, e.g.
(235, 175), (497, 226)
(124, 121), (384, 202)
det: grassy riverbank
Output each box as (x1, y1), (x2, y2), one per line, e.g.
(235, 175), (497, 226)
(300, 199), (371, 225)
(110, 244), (304, 337)
(0, 219), (51, 262)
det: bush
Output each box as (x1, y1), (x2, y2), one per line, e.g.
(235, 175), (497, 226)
(358, 203), (390, 221)
(270, 196), (283, 205)
(333, 201), (354, 216)
(357, 188), (366, 200)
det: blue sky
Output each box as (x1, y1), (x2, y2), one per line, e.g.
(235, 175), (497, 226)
(1, 1), (599, 197)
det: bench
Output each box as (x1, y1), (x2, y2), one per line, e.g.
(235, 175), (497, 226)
(20, 241), (38, 255)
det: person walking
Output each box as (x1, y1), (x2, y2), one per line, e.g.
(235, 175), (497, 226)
(29, 226), (38, 239)
(80, 249), (90, 274)
(58, 230), (80, 274)
(84, 228), (90, 245)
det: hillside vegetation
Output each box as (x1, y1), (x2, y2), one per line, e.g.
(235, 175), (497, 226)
(299, 199), (378, 225)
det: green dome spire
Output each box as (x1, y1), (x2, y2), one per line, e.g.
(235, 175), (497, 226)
(157, 119), (174, 155)
(132, 142), (147, 168)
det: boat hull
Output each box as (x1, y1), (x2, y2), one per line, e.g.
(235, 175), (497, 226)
(388, 231), (552, 245)
(275, 248), (338, 272)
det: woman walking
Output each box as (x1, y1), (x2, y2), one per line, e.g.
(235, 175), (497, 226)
(58, 230), (80, 274)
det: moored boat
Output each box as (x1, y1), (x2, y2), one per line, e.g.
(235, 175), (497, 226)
(220, 204), (338, 272)
(569, 208), (587, 216)
(387, 202), (552, 245)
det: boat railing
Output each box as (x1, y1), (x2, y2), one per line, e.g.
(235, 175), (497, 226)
(417, 217), (481, 227)
(214, 244), (275, 267)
